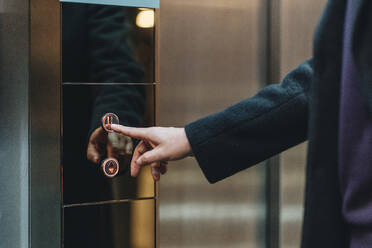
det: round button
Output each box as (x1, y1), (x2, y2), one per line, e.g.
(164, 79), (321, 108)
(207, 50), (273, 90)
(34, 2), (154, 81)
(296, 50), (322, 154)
(101, 113), (119, 133)
(101, 158), (119, 178)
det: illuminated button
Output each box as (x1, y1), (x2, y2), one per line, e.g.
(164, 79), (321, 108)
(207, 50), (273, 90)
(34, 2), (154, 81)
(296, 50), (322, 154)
(101, 158), (119, 178)
(101, 113), (119, 133)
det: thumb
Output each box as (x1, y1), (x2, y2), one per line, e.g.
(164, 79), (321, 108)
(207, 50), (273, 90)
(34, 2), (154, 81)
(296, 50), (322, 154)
(87, 142), (102, 164)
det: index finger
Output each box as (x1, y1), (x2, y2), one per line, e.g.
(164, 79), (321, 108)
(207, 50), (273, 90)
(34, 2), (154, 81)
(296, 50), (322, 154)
(111, 124), (149, 140)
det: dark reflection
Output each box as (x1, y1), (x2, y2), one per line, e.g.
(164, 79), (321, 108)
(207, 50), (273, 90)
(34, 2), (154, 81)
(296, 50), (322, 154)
(62, 3), (156, 246)
(62, 3), (155, 83)
(63, 85), (155, 204)
(64, 200), (155, 248)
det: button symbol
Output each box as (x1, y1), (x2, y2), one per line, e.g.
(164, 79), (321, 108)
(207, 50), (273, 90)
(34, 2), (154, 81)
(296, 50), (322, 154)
(102, 113), (119, 132)
(101, 158), (119, 178)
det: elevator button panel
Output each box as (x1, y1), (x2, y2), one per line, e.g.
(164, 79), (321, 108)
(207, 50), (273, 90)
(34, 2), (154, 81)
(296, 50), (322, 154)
(62, 84), (155, 204)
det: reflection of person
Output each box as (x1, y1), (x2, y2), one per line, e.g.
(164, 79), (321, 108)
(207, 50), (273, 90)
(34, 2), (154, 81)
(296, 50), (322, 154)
(62, 3), (144, 83)
(112, 1), (372, 247)
(62, 3), (146, 166)
(62, 4), (147, 247)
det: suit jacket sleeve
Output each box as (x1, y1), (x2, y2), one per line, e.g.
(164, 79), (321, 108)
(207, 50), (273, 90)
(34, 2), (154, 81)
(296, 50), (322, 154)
(185, 59), (313, 183)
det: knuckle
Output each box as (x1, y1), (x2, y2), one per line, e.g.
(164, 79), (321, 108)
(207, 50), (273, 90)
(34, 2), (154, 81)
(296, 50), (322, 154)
(141, 154), (149, 164)
(158, 149), (170, 161)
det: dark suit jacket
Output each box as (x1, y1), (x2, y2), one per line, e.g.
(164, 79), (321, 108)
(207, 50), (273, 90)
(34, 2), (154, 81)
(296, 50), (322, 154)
(185, 0), (372, 247)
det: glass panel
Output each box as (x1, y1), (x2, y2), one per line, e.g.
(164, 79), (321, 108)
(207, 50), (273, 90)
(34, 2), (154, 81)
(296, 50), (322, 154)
(63, 199), (155, 248)
(62, 3), (155, 83)
(60, 0), (159, 9)
(62, 84), (155, 204)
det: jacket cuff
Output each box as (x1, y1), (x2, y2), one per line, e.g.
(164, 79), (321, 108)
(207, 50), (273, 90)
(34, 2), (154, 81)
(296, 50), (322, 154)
(185, 120), (220, 184)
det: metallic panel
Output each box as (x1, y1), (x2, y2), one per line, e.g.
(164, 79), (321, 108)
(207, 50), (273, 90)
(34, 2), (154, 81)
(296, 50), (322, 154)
(60, 0), (159, 9)
(0, 0), (29, 247)
(265, 1), (281, 247)
(63, 199), (155, 248)
(62, 84), (155, 204)
(158, 0), (267, 247)
(61, 3), (155, 84)
(29, 0), (61, 247)
(154, 8), (160, 248)
(278, 1), (327, 248)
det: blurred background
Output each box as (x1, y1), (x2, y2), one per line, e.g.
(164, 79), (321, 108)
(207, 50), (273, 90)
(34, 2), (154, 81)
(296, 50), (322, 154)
(0, 0), (329, 247)
(158, 0), (327, 247)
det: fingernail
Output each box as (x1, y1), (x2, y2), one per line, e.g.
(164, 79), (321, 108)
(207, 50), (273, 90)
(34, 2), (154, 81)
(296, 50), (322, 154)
(153, 173), (159, 181)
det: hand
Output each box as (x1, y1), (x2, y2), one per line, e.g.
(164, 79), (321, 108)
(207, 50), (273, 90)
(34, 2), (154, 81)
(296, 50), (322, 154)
(87, 127), (133, 166)
(110, 124), (192, 181)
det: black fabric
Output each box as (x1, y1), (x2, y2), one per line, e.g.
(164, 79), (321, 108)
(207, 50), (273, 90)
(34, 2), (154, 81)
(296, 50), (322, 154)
(186, 60), (312, 183)
(185, 0), (372, 247)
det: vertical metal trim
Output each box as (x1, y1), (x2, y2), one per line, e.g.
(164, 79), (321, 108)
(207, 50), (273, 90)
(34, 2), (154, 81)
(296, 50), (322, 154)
(154, 7), (160, 248)
(265, 0), (281, 247)
(265, 156), (280, 248)
(29, 0), (61, 247)
(0, 0), (30, 247)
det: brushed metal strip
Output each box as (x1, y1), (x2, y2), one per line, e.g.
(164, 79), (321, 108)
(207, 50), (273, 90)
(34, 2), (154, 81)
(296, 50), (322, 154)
(265, 0), (281, 247)
(63, 197), (155, 208)
(62, 82), (158, 85)
(30, 0), (61, 247)
(154, 8), (160, 248)
(0, 0), (30, 247)
(60, 0), (159, 9)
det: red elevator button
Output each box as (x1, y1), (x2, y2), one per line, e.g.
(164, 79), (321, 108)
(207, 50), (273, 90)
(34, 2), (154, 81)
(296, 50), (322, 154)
(101, 158), (119, 178)
(101, 113), (119, 133)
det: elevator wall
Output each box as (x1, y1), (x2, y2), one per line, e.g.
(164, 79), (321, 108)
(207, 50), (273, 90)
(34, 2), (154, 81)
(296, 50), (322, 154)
(279, 1), (327, 247)
(159, 0), (328, 247)
(158, 0), (268, 247)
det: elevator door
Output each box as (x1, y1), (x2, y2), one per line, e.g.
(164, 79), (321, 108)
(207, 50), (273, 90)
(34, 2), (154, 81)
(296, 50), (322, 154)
(61, 1), (158, 247)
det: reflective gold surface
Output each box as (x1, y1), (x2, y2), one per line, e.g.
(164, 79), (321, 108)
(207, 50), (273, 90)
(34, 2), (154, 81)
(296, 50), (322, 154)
(64, 199), (155, 248)
(63, 84), (155, 204)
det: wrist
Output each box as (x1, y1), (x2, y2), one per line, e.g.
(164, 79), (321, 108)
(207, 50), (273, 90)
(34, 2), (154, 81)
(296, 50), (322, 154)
(181, 128), (193, 157)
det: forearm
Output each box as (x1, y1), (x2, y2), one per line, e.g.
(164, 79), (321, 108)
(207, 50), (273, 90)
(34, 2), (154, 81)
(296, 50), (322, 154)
(185, 59), (313, 183)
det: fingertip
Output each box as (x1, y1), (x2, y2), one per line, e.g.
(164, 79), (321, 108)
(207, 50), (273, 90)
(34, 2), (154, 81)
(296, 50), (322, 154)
(110, 124), (121, 133)
(93, 156), (100, 164)
(110, 124), (120, 129)
(160, 164), (167, 175)
(130, 161), (139, 178)
(151, 167), (160, 181)
(87, 150), (100, 164)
